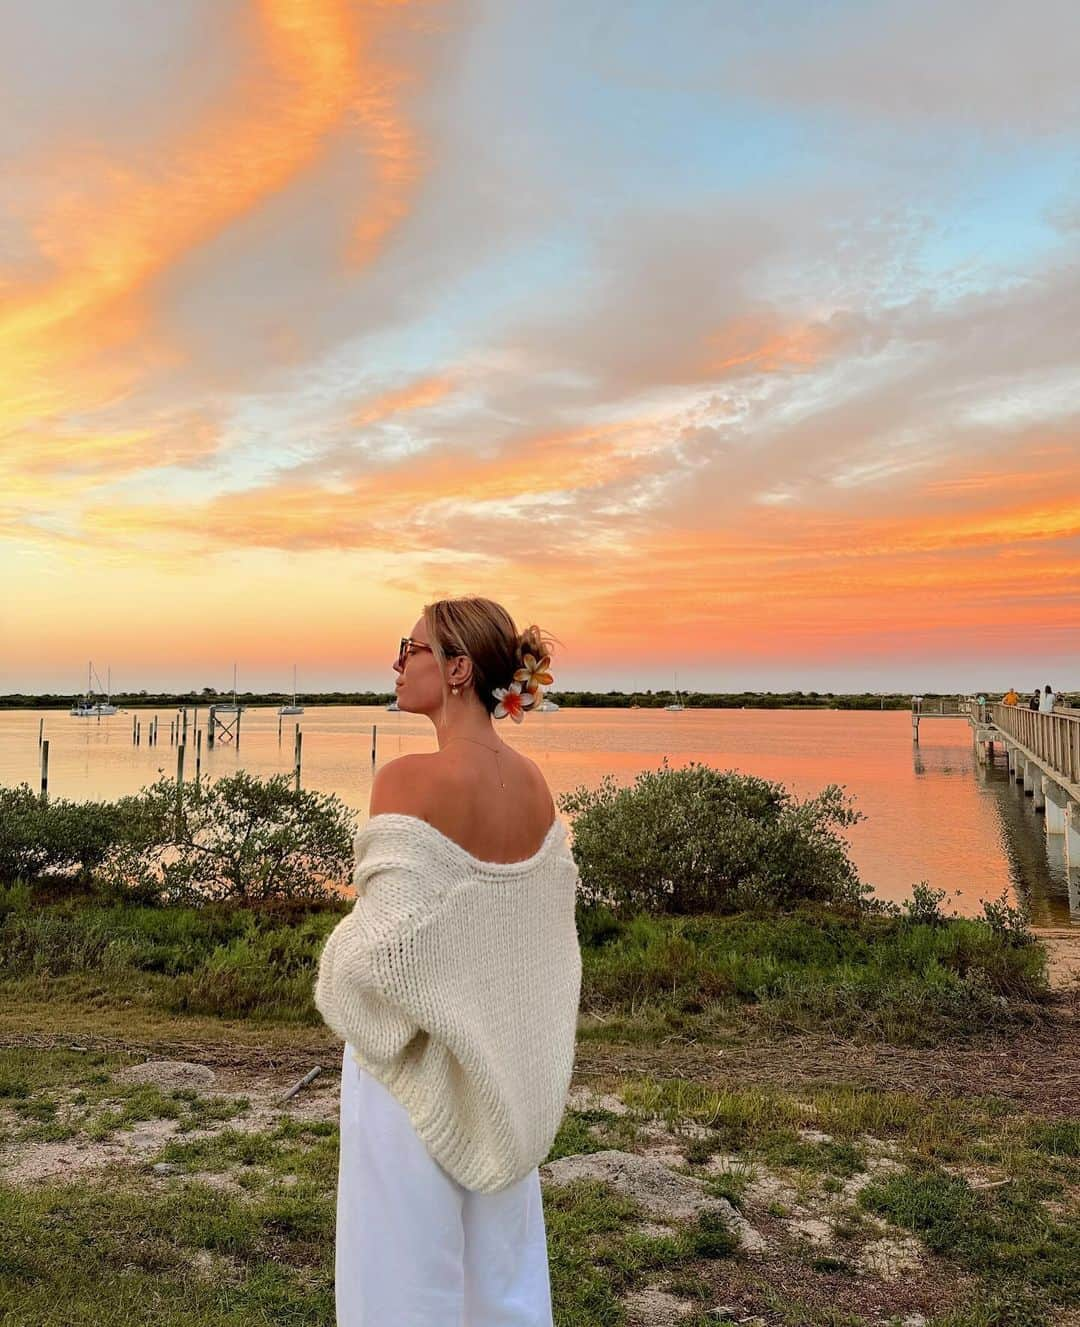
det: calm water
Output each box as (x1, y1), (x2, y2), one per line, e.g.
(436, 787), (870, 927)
(2, 706), (1076, 923)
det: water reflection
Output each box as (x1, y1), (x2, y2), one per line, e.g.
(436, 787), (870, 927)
(970, 751), (1078, 926)
(1, 706), (1076, 923)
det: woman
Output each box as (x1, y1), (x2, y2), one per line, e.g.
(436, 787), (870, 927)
(314, 596), (582, 1325)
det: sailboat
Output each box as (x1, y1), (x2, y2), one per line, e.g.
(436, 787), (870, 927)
(536, 691), (560, 711)
(278, 665), (304, 716)
(215, 663), (245, 714)
(664, 671), (685, 712)
(70, 662), (118, 716)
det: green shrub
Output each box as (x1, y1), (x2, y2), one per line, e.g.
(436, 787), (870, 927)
(0, 786), (123, 883)
(97, 771), (356, 904)
(559, 759), (867, 916)
(980, 891), (1034, 946)
(901, 881), (952, 927)
(0, 786), (47, 880)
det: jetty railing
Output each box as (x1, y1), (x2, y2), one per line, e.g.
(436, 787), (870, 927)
(911, 697), (969, 717)
(988, 702), (1080, 791)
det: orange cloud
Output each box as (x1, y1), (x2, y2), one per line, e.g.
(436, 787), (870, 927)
(9, 421), (219, 479)
(0, 0), (434, 455)
(559, 469), (1080, 656)
(699, 315), (842, 377)
(350, 67), (424, 266)
(81, 416), (662, 551)
(351, 374), (454, 426)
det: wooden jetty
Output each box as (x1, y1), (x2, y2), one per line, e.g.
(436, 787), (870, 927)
(912, 696), (1080, 874)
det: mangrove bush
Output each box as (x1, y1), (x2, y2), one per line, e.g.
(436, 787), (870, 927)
(559, 759), (868, 916)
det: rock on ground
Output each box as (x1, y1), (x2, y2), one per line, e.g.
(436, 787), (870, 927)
(114, 1060), (217, 1090)
(541, 1149), (767, 1253)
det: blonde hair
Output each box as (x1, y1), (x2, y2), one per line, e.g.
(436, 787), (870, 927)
(422, 597), (557, 716)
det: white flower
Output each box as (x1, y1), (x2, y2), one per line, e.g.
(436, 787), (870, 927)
(492, 681), (536, 722)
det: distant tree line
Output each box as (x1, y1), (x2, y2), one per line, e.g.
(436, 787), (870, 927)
(0, 689), (986, 711)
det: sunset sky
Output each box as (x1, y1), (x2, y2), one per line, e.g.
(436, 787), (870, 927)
(2, 0), (1078, 696)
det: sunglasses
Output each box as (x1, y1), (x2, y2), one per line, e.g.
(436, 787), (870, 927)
(396, 637), (433, 669)
(396, 637), (468, 670)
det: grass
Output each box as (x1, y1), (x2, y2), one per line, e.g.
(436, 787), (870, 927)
(0, 1175), (336, 1326)
(578, 906), (1049, 1044)
(0, 877), (1073, 1325)
(3, 1047), (1078, 1325)
(0, 883), (1050, 1044)
(860, 1170), (1080, 1310)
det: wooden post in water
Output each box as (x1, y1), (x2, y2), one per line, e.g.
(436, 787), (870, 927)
(235, 709), (241, 748)
(195, 728), (203, 791)
(371, 724), (377, 764)
(38, 717), (43, 747)
(136, 721), (141, 745)
(39, 739), (49, 802)
(278, 713), (283, 741)
(175, 742), (186, 833)
(294, 727), (303, 792)
(207, 706), (215, 748)
(182, 708), (188, 743)
(132, 715), (137, 743)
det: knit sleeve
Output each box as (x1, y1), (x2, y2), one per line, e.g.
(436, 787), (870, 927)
(313, 840), (443, 1065)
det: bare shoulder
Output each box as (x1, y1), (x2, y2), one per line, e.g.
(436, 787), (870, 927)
(522, 753), (557, 816)
(368, 753), (441, 818)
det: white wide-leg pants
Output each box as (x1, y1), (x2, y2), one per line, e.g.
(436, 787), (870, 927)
(335, 1044), (555, 1326)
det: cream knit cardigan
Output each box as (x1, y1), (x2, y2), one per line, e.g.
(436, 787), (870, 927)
(314, 812), (583, 1194)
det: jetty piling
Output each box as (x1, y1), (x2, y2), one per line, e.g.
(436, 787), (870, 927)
(371, 724), (377, 764)
(916, 697), (1080, 881)
(175, 742), (186, 833)
(39, 739), (49, 802)
(294, 727), (302, 792)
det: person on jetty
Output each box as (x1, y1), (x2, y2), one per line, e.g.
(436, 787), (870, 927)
(1029, 688), (1041, 711)
(1002, 687), (1019, 706)
(1039, 684), (1057, 714)
(314, 596), (580, 1326)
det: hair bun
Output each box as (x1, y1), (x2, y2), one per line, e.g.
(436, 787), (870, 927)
(501, 625), (554, 721)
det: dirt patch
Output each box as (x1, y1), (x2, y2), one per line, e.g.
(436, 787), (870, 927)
(574, 993), (1080, 1118)
(1036, 928), (1080, 991)
(623, 1286), (699, 1325)
(0, 1065), (337, 1186)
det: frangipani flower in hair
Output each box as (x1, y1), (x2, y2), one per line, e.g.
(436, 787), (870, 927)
(514, 653), (554, 694)
(492, 682), (536, 723)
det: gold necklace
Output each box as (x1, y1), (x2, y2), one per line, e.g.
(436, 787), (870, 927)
(443, 736), (506, 789)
